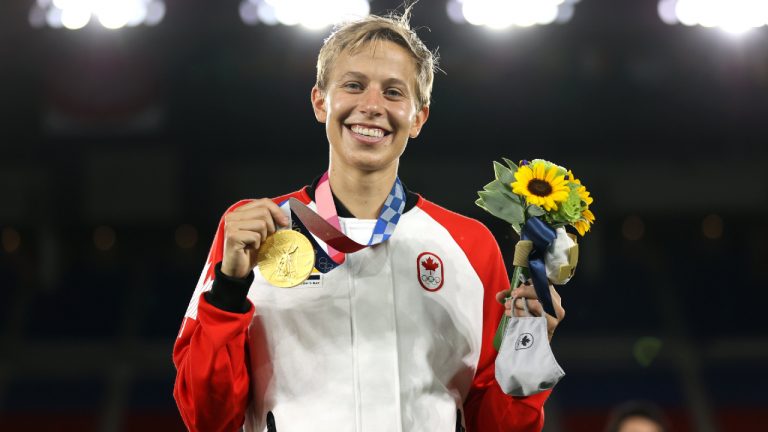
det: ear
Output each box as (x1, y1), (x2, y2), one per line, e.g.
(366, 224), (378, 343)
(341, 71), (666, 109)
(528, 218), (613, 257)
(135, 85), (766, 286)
(409, 105), (430, 138)
(311, 86), (328, 123)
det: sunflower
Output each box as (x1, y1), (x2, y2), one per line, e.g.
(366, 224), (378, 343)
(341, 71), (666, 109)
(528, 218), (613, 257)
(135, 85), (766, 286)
(511, 161), (570, 211)
(573, 220), (591, 236)
(573, 208), (596, 236)
(567, 170), (593, 205)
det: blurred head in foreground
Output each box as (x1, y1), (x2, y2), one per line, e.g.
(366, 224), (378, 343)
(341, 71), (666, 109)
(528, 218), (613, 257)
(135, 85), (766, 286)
(604, 400), (671, 432)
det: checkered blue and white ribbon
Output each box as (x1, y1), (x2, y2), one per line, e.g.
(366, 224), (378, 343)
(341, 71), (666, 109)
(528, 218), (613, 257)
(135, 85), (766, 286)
(369, 179), (405, 244)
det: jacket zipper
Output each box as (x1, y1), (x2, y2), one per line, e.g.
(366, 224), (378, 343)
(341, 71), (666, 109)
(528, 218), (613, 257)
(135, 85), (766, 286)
(456, 409), (465, 432)
(267, 411), (277, 432)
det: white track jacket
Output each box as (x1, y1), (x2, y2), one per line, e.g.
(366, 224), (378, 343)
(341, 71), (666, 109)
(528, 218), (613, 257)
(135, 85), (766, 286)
(173, 187), (551, 432)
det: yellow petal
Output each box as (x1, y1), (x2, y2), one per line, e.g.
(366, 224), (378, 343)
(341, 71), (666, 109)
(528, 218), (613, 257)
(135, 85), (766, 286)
(514, 166), (532, 182)
(583, 209), (595, 222)
(545, 166), (557, 183)
(573, 221), (587, 236)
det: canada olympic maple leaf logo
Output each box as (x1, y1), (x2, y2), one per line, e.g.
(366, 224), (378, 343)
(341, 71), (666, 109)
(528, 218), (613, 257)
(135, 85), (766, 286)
(421, 257), (439, 273)
(417, 252), (444, 292)
(515, 332), (534, 350)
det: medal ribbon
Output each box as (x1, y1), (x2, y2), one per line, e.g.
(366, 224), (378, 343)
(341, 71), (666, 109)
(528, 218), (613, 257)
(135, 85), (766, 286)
(315, 172), (346, 263)
(283, 172), (406, 273)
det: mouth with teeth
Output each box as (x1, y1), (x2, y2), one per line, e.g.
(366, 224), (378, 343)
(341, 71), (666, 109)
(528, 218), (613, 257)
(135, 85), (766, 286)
(346, 124), (392, 143)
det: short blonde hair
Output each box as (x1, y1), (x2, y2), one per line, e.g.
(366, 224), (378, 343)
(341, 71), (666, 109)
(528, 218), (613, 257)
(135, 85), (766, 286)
(315, 8), (438, 109)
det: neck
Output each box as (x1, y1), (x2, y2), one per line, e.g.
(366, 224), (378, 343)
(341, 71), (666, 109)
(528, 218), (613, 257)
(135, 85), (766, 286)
(328, 164), (398, 219)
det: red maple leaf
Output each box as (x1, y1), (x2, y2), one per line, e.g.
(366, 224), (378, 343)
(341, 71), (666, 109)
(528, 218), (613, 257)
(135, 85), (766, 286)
(421, 257), (439, 272)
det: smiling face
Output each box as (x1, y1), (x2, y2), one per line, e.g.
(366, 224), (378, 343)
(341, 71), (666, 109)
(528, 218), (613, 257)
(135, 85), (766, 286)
(311, 40), (429, 175)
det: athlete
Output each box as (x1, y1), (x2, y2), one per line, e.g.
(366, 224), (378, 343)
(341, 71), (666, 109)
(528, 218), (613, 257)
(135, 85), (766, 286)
(173, 9), (565, 432)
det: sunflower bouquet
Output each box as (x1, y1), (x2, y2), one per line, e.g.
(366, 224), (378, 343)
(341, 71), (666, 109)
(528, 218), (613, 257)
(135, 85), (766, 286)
(476, 158), (595, 349)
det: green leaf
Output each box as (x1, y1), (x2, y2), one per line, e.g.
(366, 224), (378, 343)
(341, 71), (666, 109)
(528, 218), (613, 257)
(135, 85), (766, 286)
(482, 179), (504, 192)
(526, 205), (546, 217)
(475, 197), (488, 211)
(478, 190), (525, 226)
(493, 161), (516, 185)
(502, 157), (519, 172)
(482, 179), (519, 201)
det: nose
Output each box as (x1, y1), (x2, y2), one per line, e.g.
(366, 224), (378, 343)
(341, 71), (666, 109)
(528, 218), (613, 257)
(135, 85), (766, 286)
(359, 87), (384, 117)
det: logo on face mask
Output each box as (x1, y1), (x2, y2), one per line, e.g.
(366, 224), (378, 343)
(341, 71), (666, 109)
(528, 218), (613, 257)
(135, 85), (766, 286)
(515, 333), (534, 350)
(417, 252), (444, 291)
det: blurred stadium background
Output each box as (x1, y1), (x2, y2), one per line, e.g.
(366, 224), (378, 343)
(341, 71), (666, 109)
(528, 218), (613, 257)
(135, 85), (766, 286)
(1, 0), (767, 431)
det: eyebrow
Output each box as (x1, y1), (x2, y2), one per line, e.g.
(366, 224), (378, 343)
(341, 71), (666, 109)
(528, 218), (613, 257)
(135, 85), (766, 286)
(340, 71), (410, 89)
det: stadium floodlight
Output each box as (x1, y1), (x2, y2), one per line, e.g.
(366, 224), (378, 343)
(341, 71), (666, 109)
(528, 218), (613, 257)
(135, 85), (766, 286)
(658, 0), (768, 35)
(239, 0), (370, 30)
(29, 0), (165, 30)
(446, 0), (580, 30)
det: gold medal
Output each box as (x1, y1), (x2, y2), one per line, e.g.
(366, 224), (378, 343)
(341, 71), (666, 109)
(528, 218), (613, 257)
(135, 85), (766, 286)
(257, 230), (315, 288)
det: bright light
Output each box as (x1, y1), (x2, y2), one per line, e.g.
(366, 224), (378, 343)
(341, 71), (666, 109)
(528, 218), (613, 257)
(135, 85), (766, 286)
(144, 1), (165, 26)
(659, 0), (768, 34)
(45, 6), (64, 28)
(240, 0), (370, 29)
(30, 0), (165, 30)
(96, 0), (132, 29)
(61, 3), (91, 29)
(447, 0), (578, 29)
(240, 1), (260, 25)
(657, 0), (678, 25)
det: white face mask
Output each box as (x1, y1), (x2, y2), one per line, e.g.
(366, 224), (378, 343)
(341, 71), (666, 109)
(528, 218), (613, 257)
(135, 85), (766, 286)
(495, 297), (565, 397)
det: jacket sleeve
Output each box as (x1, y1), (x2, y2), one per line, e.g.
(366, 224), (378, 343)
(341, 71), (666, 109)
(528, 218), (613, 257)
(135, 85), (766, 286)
(172, 200), (256, 432)
(462, 224), (552, 432)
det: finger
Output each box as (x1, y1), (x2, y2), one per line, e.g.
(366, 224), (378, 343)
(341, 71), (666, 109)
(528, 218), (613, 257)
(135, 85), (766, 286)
(261, 199), (290, 227)
(496, 289), (511, 304)
(546, 314), (559, 340)
(505, 303), (518, 317)
(231, 198), (274, 213)
(511, 283), (538, 300)
(226, 208), (278, 234)
(516, 296), (564, 324)
(226, 207), (270, 222)
(226, 230), (262, 250)
(506, 298), (533, 317)
(227, 219), (270, 242)
(548, 285), (565, 321)
(516, 298), (543, 317)
(229, 199), (289, 228)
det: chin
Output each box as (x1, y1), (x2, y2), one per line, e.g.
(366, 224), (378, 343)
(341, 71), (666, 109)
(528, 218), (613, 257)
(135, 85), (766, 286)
(349, 158), (390, 172)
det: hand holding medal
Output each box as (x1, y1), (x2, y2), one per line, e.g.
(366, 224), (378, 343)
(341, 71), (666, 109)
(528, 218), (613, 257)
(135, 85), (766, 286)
(219, 197), (317, 288)
(220, 198), (291, 280)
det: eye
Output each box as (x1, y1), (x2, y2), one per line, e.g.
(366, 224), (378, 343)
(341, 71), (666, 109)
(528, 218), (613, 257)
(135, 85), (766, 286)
(343, 81), (363, 91)
(385, 88), (405, 98)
